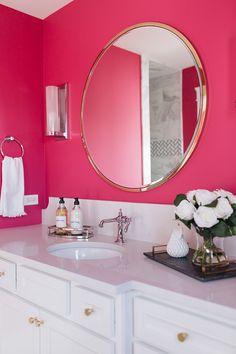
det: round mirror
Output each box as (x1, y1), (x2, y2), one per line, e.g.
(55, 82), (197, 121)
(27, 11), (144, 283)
(81, 23), (207, 191)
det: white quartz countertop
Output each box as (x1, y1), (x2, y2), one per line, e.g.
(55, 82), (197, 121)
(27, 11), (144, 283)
(0, 224), (236, 312)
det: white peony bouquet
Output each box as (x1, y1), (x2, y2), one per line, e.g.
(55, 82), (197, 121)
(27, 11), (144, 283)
(174, 189), (236, 238)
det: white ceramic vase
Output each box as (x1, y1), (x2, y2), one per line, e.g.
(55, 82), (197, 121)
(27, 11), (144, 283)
(167, 225), (189, 258)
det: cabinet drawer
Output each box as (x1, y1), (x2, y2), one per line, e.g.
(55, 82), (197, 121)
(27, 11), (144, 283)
(133, 341), (167, 354)
(17, 266), (69, 316)
(71, 286), (115, 338)
(134, 296), (236, 354)
(0, 258), (16, 291)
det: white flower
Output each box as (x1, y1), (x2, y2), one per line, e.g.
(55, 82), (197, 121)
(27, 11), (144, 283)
(186, 190), (197, 204)
(215, 189), (230, 198)
(215, 189), (236, 204)
(227, 194), (236, 204)
(214, 197), (233, 220)
(195, 189), (217, 206)
(175, 200), (196, 221)
(193, 206), (219, 228)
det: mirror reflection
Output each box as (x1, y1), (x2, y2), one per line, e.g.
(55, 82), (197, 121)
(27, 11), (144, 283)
(81, 23), (206, 191)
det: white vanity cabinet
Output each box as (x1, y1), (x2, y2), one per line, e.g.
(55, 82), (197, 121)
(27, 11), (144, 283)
(0, 290), (40, 354)
(0, 289), (114, 354)
(0, 258), (116, 354)
(132, 295), (236, 354)
(0, 248), (235, 354)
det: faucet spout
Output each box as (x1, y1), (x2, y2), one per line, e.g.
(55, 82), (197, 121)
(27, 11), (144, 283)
(98, 209), (131, 243)
(98, 220), (104, 228)
(99, 217), (117, 228)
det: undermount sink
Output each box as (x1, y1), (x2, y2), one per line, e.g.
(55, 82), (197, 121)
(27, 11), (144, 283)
(47, 241), (124, 260)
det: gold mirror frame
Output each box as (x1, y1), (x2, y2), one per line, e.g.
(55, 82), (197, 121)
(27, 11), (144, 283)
(81, 22), (207, 192)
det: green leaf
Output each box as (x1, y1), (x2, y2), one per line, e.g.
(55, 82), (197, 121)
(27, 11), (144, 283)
(174, 194), (187, 206)
(211, 220), (231, 237)
(232, 203), (236, 210)
(230, 226), (236, 235)
(205, 199), (218, 208)
(194, 225), (211, 238)
(175, 215), (192, 229)
(227, 210), (236, 226)
(180, 219), (192, 230)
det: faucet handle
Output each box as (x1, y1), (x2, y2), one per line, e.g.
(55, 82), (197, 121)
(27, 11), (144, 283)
(118, 208), (123, 216)
(124, 217), (131, 233)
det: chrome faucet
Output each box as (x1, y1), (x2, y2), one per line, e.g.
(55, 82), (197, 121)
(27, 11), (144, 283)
(99, 209), (131, 243)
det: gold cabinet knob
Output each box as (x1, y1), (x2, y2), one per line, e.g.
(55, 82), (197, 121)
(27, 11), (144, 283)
(0, 271), (5, 277)
(84, 308), (94, 316)
(28, 317), (44, 327)
(28, 317), (37, 325)
(34, 319), (44, 327)
(177, 332), (188, 342)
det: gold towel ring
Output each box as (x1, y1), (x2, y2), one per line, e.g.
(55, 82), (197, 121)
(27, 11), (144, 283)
(0, 136), (24, 158)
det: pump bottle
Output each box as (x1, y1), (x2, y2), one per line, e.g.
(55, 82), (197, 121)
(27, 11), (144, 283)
(56, 197), (68, 228)
(70, 198), (83, 235)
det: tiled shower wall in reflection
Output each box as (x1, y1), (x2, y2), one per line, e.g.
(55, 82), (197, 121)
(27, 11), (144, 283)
(149, 70), (183, 181)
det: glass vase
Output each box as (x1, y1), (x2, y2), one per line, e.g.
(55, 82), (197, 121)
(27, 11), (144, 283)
(192, 234), (229, 269)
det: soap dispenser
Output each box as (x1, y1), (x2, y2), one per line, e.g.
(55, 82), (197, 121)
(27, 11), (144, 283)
(56, 197), (68, 228)
(70, 198), (83, 235)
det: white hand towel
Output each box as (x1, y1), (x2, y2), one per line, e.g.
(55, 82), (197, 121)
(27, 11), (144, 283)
(0, 156), (26, 217)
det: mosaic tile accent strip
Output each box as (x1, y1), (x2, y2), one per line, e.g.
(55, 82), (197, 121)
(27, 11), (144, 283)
(151, 138), (182, 157)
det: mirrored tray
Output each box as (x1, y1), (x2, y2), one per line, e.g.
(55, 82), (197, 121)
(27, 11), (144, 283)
(48, 225), (94, 240)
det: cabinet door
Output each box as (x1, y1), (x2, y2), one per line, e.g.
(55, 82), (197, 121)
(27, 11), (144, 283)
(134, 341), (168, 354)
(0, 290), (40, 354)
(40, 310), (115, 354)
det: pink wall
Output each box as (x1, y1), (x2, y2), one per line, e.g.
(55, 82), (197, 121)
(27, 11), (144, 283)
(83, 45), (142, 187)
(44, 0), (236, 203)
(182, 66), (199, 151)
(0, 6), (45, 227)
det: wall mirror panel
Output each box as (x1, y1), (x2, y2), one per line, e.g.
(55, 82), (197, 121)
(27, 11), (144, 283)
(81, 23), (207, 191)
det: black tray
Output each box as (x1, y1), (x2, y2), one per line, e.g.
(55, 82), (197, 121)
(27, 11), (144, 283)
(143, 249), (236, 282)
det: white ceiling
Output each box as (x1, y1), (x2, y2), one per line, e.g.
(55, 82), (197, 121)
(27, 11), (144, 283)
(0, 0), (74, 19)
(115, 27), (194, 71)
